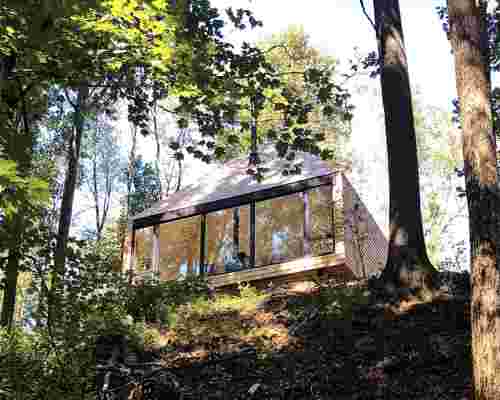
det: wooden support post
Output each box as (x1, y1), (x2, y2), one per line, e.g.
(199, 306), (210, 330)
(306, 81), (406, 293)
(128, 227), (136, 284)
(233, 207), (240, 258)
(200, 214), (206, 275)
(332, 173), (339, 253)
(152, 225), (160, 276)
(303, 191), (312, 258)
(250, 202), (256, 268)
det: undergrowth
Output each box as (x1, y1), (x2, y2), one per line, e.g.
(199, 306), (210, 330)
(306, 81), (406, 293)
(289, 280), (371, 323)
(185, 282), (268, 318)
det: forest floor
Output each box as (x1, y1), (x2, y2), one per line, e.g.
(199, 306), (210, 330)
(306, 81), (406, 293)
(137, 279), (472, 400)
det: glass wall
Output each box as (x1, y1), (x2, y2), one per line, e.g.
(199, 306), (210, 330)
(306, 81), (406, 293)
(157, 216), (201, 280)
(135, 183), (338, 280)
(255, 192), (304, 266)
(134, 227), (154, 272)
(309, 185), (335, 256)
(205, 206), (250, 274)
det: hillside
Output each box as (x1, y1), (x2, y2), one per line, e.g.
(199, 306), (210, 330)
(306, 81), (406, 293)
(120, 279), (472, 400)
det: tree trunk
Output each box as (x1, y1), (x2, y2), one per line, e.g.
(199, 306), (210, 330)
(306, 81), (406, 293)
(0, 225), (21, 329)
(91, 119), (101, 241)
(447, 1), (500, 398)
(0, 73), (32, 329)
(119, 123), (138, 267)
(176, 157), (182, 192)
(373, 0), (438, 299)
(0, 55), (15, 96)
(152, 102), (164, 198)
(54, 85), (89, 275)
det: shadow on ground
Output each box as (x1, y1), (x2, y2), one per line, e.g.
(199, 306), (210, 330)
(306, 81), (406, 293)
(141, 284), (472, 400)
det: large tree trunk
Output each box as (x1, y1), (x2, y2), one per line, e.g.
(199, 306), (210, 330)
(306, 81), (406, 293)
(372, 0), (438, 300)
(0, 74), (33, 329)
(54, 85), (89, 276)
(0, 55), (15, 96)
(447, 1), (500, 398)
(1, 222), (21, 329)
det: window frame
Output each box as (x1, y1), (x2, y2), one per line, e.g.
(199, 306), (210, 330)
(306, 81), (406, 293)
(132, 179), (337, 276)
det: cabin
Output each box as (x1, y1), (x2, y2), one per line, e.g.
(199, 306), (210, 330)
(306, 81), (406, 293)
(123, 148), (387, 291)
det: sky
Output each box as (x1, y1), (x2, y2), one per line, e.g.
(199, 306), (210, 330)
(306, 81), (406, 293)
(73, 0), (494, 266)
(212, 0), (462, 112)
(207, 0), (479, 269)
(73, 1), (461, 231)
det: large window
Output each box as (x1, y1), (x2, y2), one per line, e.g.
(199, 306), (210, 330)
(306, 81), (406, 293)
(255, 193), (304, 266)
(134, 183), (338, 280)
(205, 206), (250, 274)
(309, 186), (335, 256)
(157, 216), (201, 280)
(134, 227), (154, 272)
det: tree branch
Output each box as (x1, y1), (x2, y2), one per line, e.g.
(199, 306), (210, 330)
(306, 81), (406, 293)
(359, 0), (376, 32)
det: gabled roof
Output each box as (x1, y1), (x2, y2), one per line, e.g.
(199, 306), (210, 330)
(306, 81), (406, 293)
(132, 147), (338, 229)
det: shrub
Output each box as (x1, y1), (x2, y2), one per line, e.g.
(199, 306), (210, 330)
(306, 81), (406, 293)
(289, 280), (370, 323)
(0, 238), (144, 400)
(317, 285), (370, 318)
(142, 326), (161, 348)
(125, 275), (210, 324)
(0, 328), (47, 399)
(238, 281), (262, 299)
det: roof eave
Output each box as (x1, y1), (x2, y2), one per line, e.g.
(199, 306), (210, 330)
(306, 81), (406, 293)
(132, 173), (334, 230)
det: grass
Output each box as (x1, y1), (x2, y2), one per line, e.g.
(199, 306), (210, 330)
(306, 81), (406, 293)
(130, 278), (472, 399)
(187, 282), (269, 316)
(145, 281), (372, 353)
(144, 282), (276, 352)
(288, 280), (371, 322)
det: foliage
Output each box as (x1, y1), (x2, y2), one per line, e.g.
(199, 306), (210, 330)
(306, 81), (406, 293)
(413, 101), (467, 268)
(0, 234), (147, 399)
(258, 26), (352, 163)
(79, 112), (126, 237)
(0, 160), (49, 226)
(0, 327), (50, 400)
(142, 325), (162, 348)
(127, 156), (162, 216)
(315, 284), (370, 319)
(125, 275), (210, 323)
(288, 280), (370, 322)
(185, 282), (268, 317)
(168, 21), (354, 180)
(91, 224), (124, 271)
(437, 3), (500, 141)
(167, 283), (277, 351)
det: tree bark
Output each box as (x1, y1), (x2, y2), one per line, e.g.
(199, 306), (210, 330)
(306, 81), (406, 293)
(0, 74), (32, 329)
(91, 120), (101, 240)
(152, 102), (164, 198)
(119, 123), (138, 266)
(89, 115), (113, 242)
(372, 0), (438, 299)
(0, 221), (21, 329)
(447, 1), (500, 398)
(54, 85), (89, 275)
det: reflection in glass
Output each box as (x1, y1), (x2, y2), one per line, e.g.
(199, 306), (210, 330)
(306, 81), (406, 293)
(205, 206), (250, 274)
(255, 193), (304, 266)
(134, 227), (154, 272)
(310, 185), (335, 256)
(135, 183), (338, 280)
(157, 216), (201, 280)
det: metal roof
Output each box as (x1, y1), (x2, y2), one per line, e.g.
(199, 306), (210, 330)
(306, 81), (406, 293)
(131, 147), (337, 229)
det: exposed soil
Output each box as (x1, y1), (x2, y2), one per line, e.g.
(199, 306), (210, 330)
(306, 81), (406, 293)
(148, 285), (472, 400)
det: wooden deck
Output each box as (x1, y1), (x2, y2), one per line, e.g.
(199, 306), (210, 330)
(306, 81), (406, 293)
(207, 248), (346, 289)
